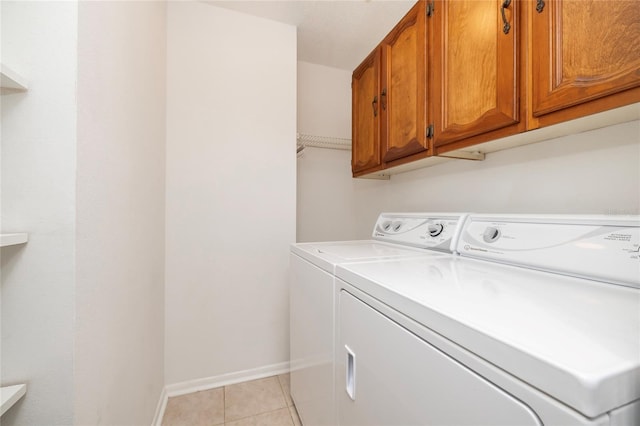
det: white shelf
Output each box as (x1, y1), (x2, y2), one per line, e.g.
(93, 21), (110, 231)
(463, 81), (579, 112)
(1, 384), (26, 416)
(1, 64), (28, 94)
(0, 233), (29, 247)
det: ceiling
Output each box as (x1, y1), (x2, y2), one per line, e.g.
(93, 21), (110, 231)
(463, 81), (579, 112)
(206, 0), (416, 70)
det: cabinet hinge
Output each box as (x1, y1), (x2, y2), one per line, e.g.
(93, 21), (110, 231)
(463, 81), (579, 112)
(426, 124), (434, 139)
(426, 2), (435, 17)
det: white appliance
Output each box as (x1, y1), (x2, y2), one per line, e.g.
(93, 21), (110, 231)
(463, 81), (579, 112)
(335, 214), (640, 425)
(289, 213), (468, 426)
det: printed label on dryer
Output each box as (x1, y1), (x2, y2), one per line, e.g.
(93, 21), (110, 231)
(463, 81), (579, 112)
(604, 233), (632, 242)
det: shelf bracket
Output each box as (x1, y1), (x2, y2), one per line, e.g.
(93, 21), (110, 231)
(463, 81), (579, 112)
(358, 172), (391, 180)
(438, 151), (486, 161)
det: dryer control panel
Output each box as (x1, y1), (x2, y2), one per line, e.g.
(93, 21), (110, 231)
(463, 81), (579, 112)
(458, 214), (640, 288)
(372, 213), (468, 253)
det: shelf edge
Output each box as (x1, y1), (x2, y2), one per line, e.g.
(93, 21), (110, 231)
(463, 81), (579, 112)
(0, 64), (28, 93)
(0, 233), (29, 247)
(1, 384), (27, 416)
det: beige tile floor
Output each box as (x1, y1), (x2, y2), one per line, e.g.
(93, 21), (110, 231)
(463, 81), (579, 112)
(162, 374), (302, 426)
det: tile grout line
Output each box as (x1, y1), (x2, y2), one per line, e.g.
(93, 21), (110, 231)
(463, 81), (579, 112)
(165, 374), (294, 426)
(277, 374), (296, 426)
(225, 376), (291, 425)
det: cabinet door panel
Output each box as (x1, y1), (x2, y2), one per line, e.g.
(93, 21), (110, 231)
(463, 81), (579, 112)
(352, 49), (381, 174)
(433, 0), (519, 148)
(532, 0), (640, 117)
(381, 1), (428, 163)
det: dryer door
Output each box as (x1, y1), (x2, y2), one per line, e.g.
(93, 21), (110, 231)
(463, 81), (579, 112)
(338, 290), (542, 426)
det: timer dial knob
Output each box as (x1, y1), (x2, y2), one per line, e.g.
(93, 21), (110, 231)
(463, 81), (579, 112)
(428, 223), (444, 237)
(483, 226), (501, 243)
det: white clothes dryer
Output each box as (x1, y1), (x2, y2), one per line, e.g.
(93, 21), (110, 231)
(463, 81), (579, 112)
(335, 214), (640, 425)
(289, 213), (468, 426)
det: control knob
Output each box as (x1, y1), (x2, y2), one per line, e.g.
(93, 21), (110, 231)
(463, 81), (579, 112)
(483, 226), (501, 243)
(428, 223), (444, 237)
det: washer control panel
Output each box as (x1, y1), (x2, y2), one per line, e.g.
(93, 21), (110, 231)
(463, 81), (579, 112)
(458, 214), (640, 288)
(372, 213), (468, 252)
(482, 226), (501, 243)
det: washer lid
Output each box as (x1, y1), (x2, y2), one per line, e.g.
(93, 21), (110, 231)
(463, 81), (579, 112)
(290, 212), (467, 274)
(336, 256), (640, 418)
(291, 240), (443, 274)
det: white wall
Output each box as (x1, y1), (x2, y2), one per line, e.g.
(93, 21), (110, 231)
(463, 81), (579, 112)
(296, 60), (640, 240)
(372, 119), (640, 223)
(297, 61), (382, 242)
(297, 61), (351, 139)
(75, 2), (166, 424)
(165, 2), (297, 385)
(337, 120), (640, 239)
(0, 2), (77, 424)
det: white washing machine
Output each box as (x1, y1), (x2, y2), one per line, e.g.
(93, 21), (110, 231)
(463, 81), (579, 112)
(335, 214), (640, 425)
(289, 213), (468, 426)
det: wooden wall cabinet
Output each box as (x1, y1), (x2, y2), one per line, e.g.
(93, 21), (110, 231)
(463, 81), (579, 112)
(432, 0), (525, 154)
(352, 1), (428, 177)
(351, 0), (640, 177)
(529, 0), (640, 127)
(352, 49), (382, 175)
(380, 1), (429, 164)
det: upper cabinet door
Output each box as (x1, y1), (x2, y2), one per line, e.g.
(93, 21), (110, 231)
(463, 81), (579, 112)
(380, 1), (428, 163)
(531, 0), (640, 117)
(432, 0), (520, 149)
(352, 49), (382, 175)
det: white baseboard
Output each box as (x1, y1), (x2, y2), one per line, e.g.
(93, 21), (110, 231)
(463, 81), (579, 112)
(152, 361), (290, 425)
(151, 386), (168, 426)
